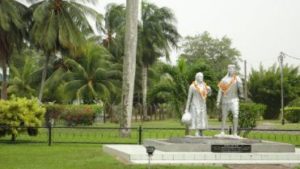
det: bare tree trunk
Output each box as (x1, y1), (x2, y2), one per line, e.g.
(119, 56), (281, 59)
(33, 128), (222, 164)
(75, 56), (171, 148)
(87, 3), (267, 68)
(1, 61), (8, 100)
(38, 54), (50, 102)
(142, 64), (148, 120)
(11, 133), (16, 142)
(120, 0), (139, 137)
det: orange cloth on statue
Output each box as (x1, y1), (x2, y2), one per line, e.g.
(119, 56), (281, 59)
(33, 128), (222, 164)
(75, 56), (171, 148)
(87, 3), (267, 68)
(193, 81), (209, 100)
(218, 75), (237, 95)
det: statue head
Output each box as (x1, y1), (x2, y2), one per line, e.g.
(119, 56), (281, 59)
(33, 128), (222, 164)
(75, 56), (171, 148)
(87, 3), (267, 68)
(195, 72), (203, 83)
(227, 64), (236, 76)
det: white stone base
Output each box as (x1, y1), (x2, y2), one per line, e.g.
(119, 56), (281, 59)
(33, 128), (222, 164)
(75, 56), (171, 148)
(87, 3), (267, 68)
(103, 144), (300, 164)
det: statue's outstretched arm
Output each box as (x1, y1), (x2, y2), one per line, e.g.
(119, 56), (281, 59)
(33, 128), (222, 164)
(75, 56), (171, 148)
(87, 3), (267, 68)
(185, 85), (193, 113)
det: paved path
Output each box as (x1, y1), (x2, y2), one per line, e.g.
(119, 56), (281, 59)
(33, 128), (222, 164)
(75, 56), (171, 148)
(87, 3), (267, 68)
(226, 164), (294, 169)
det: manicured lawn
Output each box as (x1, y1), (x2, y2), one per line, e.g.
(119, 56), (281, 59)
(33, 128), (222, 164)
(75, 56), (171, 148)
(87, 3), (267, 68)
(0, 144), (224, 169)
(56, 118), (299, 130)
(0, 119), (299, 169)
(258, 120), (300, 130)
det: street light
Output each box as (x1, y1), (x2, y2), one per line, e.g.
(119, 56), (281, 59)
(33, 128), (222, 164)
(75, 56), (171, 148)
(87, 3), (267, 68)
(145, 146), (155, 169)
(278, 52), (285, 125)
(278, 51), (300, 125)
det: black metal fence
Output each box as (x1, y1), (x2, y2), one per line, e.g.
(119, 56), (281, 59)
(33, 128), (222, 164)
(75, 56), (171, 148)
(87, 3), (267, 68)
(0, 125), (300, 146)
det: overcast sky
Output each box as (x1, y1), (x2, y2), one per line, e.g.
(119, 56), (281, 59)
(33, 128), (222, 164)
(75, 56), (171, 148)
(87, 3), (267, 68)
(20, 0), (300, 72)
(91, 0), (300, 72)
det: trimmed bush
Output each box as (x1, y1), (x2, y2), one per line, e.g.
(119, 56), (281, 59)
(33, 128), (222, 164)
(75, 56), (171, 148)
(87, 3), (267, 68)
(288, 97), (300, 107)
(284, 107), (300, 123)
(0, 97), (45, 140)
(44, 104), (102, 126)
(229, 102), (266, 136)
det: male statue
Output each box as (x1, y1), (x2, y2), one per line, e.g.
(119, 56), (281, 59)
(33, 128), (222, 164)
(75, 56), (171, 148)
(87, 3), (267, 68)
(216, 64), (244, 138)
(184, 72), (211, 136)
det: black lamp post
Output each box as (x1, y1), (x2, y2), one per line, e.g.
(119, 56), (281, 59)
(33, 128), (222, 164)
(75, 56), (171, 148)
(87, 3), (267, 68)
(145, 146), (155, 169)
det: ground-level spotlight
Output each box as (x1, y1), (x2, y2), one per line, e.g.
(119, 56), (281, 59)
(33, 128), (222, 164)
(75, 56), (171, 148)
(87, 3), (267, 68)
(145, 146), (155, 169)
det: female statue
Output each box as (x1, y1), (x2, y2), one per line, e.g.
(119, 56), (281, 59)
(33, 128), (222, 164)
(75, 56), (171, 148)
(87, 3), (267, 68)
(183, 72), (212, 136)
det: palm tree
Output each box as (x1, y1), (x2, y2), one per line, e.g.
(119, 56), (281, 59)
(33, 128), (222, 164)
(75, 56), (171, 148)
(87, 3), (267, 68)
(120, 0), (139, 137)
(102, 3), (126, 62)
(0, 0), (28, 99)
(29, 0), (102, 102)
(139, 2), (180, 119)
(8, 58), (37, 98)
(62, 42), (121, 104)
(149, 59), (216, 134)
(149, 59), (190, 117)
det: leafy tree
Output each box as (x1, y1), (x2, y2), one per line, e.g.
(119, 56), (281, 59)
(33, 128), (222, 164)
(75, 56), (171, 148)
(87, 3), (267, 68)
(181, 31), (241, 78)
(248, 64), (300, 119)
(149, 59), (217, 118)
(139, 1), (180, 119)
(0, 0), (28, 99)
(101, 3), (125, 117)
(29, 0), (102, 102)
(62, 42), (121, 104)
(148, 59), (217, 134)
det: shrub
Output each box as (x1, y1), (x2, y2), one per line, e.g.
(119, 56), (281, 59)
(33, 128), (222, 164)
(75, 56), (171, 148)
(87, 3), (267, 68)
(229, 102), (266, 136)
(62, 106), (95, 126)
(44, 104), (102, 126)
(0, 97), (45, 140)
(284, 107), (300, 123)
(288, 97), (300, 107)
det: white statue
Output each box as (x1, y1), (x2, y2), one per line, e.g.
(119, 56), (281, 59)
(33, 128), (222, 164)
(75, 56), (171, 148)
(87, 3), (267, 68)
(216, 64), (244, 138)
(183, 72), (211, 136)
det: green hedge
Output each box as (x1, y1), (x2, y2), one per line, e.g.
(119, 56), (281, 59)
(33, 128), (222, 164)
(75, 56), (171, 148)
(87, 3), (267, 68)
(0, 97), (45, 139)
(288, 97), (300, 107)
(284, 107), (300, 123)
(238, 102), (266, 128)
(45, 104), (102, 126)
(229, 102), (266, 136)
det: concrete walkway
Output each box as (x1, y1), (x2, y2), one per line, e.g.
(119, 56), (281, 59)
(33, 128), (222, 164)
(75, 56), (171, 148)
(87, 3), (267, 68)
(226, 164), (294, 169)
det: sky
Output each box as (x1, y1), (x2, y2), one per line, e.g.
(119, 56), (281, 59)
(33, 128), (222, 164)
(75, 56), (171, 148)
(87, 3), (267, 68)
(90, 0), (300, 73)
(19, 0), (300, 73)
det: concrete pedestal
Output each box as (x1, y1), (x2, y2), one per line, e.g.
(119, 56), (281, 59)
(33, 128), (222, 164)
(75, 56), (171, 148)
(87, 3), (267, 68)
(143, 136), (295, 153)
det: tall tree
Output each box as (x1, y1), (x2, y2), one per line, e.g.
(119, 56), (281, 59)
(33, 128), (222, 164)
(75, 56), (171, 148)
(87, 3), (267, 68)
(8, 59), (37, 98)
(181, 31), (241, 78)
(62, 42), (121, 104)
(120, 0), (139, 137)
(248, 64), (300, 119)
(139, 2), (180, 119)
(149, 59), (216, 118)
(29, 0), (101, 102)
(8, 49), (40, 98)
(148, 59), (216, 134)
(0, 0), (28, 99)
(102, 3), (126, 62)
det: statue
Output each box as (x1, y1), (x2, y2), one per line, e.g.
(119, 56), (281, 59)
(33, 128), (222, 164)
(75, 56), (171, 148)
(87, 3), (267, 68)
(183, 72), (212, 136)
(216, 64), (244, 138)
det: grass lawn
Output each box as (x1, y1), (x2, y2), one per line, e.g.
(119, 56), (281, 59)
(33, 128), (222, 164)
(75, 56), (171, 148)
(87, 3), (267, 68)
(0, 144), (224, 169)
(0, 119), (299, 169)
(258, 120), (300, 130)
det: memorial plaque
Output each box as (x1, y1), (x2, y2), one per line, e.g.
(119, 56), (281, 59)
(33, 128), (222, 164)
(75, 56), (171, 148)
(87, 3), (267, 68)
(211, 144), (251, 153)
